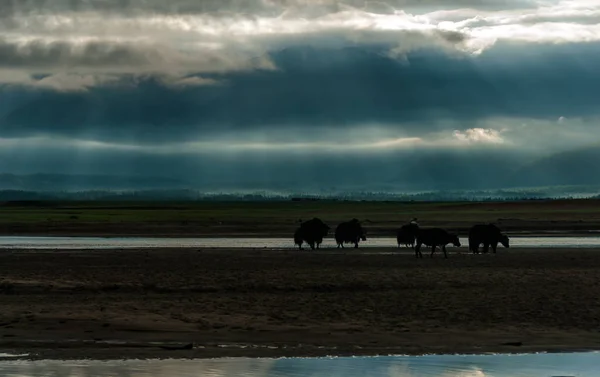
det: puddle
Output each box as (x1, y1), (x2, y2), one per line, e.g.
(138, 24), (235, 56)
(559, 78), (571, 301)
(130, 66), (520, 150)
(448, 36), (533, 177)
(0, 353), (29, 358)
(0, 352), (598, 376)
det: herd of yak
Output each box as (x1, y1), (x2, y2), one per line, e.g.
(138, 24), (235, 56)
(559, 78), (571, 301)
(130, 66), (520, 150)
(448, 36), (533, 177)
(293, 218), (510, 258)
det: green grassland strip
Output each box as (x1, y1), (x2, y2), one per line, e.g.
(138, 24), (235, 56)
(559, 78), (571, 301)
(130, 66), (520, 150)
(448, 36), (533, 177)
(0, 200), (599, 225)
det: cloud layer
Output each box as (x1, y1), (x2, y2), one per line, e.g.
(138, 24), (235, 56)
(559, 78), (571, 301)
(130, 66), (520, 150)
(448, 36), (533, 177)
(1, 0), (600, 189)
(2, 42), (599, 148)
(2, 0), (600, 86)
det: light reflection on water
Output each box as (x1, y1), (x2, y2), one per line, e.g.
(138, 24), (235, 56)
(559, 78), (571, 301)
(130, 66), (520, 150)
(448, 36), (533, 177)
(0, 236), (600, 250)
(0, 353), (599, 377)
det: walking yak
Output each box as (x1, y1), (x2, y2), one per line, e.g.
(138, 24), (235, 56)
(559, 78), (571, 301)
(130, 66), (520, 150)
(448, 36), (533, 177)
(294, 218), (330, 250)
(415, 228), (461, 258)
(335, 218), (367, 248)
(468, 223), (510, 254)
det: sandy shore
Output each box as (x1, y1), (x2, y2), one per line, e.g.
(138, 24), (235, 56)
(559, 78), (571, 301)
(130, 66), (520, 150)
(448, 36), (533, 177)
(1, 246), (600, 360)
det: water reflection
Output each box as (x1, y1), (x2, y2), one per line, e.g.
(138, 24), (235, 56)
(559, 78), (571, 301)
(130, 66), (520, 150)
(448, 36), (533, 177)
(0, 353), (598, 377)
(1, 236), (600, 250)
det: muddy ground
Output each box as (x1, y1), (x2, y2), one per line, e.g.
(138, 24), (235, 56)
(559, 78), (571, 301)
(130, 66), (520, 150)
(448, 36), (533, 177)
(1, 246), (600, 359)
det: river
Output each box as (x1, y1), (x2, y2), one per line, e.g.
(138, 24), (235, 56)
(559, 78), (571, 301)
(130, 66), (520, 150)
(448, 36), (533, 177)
(0, 236), (600, 250)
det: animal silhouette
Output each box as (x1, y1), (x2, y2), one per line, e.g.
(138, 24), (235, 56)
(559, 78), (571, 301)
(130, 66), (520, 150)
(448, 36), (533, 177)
(293, 217), (330, 250)
(468, 223), (509, 254)
(335, 218), (367, 248)
(396, 222), (420, 248)
(415, 228), (461, 258)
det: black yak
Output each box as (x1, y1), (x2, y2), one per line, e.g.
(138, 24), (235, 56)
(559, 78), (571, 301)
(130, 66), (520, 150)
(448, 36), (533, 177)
(468, 223), (510, 254)
(335, 218), (367, 248)
(396, 222), (419, 248)
(293, 228), (304, 249)
(293, 217), (330, 250)
(415, 228), (461, 258)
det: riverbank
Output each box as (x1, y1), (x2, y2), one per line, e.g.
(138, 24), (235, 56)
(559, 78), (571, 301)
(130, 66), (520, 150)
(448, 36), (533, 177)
(1, 247), (600, 359)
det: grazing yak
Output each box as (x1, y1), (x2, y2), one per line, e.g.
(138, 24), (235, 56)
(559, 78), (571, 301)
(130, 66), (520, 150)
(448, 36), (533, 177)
(293, 218), (330, 250)
(415, 228), (461, 258)
(335, 218), (367, 248)
(468, 223), (510, 254)
(396, 223), (419, 248)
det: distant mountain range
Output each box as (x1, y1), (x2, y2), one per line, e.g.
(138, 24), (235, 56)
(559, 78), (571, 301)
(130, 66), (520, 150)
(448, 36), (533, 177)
(383, 146), (600, 191)
(0, 145), (599, 194)
(507, 146), (600, 187)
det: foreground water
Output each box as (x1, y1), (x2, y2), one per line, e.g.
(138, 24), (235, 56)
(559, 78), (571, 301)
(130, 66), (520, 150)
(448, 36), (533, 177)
(0, 236), (600, 250)
(1, 353), (599, 376)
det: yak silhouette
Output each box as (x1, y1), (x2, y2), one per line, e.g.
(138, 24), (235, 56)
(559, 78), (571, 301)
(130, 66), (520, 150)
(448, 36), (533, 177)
(415, 228), (461, 258)
(335, 218), (367, 248)
(468, 223), (510, 254)
(294, 217), (330, 250)
(396, 222), (420, 248)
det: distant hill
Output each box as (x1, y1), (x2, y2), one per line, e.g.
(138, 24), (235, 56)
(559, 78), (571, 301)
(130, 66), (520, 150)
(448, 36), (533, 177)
(507, 146), (600, 187)
(1, 145), (600, 194)
(385, 151), (523, 191)
(382, 146), (600, 190)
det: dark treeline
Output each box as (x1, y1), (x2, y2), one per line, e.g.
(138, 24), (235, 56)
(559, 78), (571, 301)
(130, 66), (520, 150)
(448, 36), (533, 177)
(0, 188), (596, 202)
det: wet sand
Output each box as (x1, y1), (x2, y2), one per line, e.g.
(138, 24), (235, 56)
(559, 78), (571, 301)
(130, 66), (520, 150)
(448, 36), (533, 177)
(1, 246), (600, 360)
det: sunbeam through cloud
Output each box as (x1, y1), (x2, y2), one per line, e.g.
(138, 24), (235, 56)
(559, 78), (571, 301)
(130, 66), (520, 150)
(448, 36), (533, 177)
(1, 0), (600, 192)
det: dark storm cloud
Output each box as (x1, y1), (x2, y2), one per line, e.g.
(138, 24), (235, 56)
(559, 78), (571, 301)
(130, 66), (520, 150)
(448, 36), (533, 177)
(0, 39), (154, 68)
(0, 0), (538, 17)
(1, 0), (598, 90)
(1, 0), (599, 154)
(1, 42), (600, 143)
(0, 29), (461, 73)
(0, 2), (470, 91)
(1, 0), (599, 194)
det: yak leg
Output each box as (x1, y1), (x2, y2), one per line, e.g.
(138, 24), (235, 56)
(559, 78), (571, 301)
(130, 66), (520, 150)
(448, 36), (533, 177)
(442, 245), (448, 258)
(354, 239), (359, 248)
(483, 243), (490, 254)
(491, 241), (498, 253)
(308, 241), (315, 250)
(415, 242), (422, 258)
(430, 245), (436, 258)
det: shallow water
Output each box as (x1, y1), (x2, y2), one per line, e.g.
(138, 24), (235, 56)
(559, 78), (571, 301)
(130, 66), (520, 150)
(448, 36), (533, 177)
(0, 236), (600, 250)
(0, 352), (599, 376)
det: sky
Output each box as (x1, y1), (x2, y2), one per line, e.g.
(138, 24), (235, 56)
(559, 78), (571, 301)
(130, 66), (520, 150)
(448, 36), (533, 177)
(1, 0), (599, 191)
